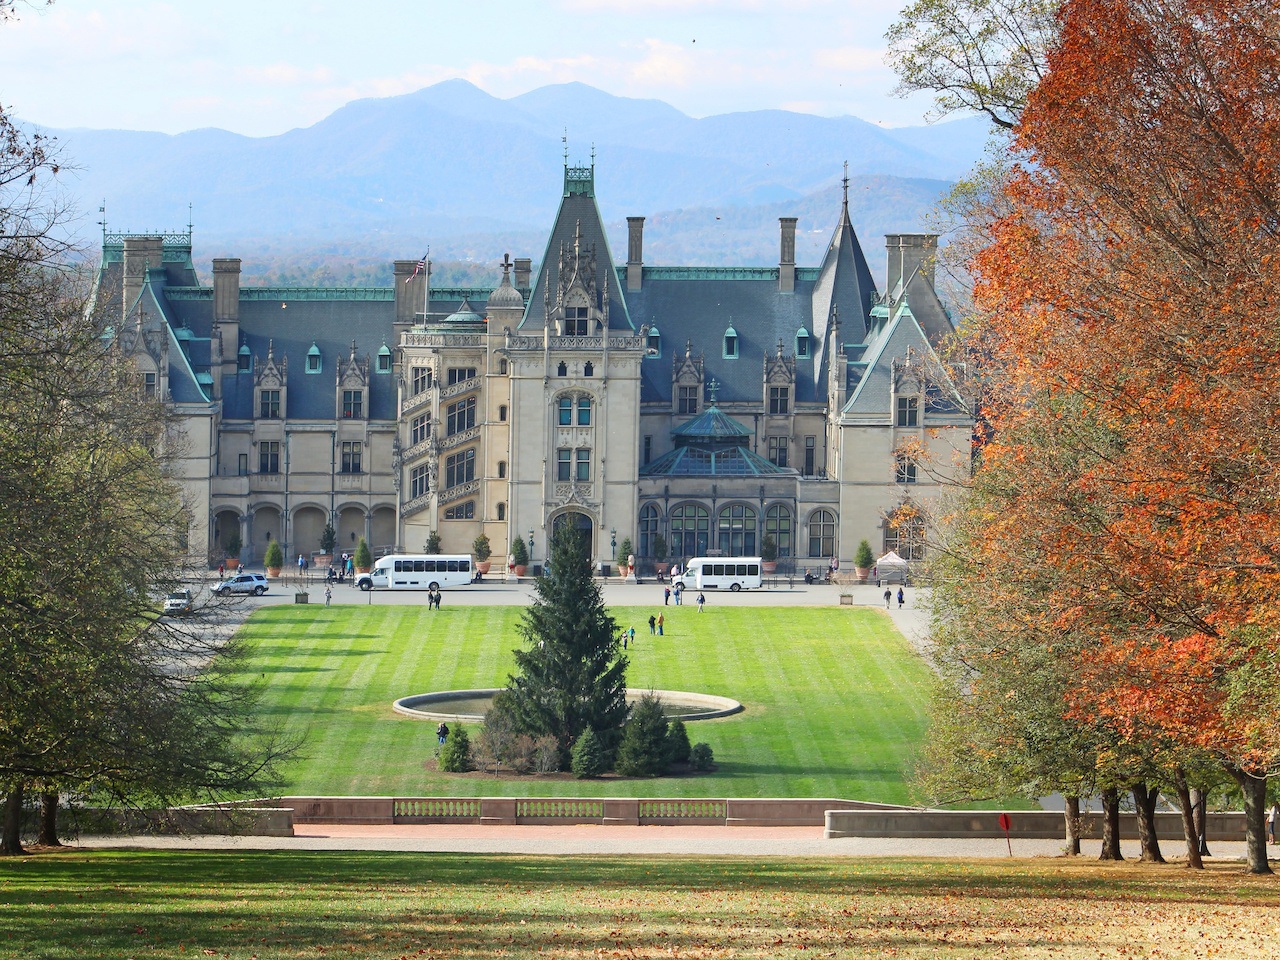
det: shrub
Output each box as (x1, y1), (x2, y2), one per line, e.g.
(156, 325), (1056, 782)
(424, 530), (442, 554)
(438, 725), (472, 773)
(615, 693), (669, 777)
(665, 718), (692, 765)
(570, 728), (608, 778)
(263, 539), (284, 570)
(689, 742), (714, 771)
(476, 693), (521, 774)
(533, 735), (560, 774)
(854, 539), (875, 569)
(510, 535), (528, 566)
(319, 523), (337, 555)
(354, 536), (373, 570)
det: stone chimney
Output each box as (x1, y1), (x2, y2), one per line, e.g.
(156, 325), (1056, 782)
(123, 236), (164, 320)
(778, 218), (798, 293)
(626, 216), (645, 291)
(393, 260), (418, 324)
(213, 258), (241, 322)
(514, 257), (532, 290)
(885, 234), (938, 299)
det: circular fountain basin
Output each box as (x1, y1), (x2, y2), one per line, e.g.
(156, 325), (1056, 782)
(393, 688), (743, 722)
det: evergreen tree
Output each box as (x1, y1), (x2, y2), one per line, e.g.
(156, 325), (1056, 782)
(439, 725), (472, 773)
(665, 718), (692, 765)
(506, 527), (628, 768)
(570, 728), (607, 778)
(615, 692), (670, 778)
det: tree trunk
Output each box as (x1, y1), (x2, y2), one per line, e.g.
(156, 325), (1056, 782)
(1099, 787), (1123, 861)
(1, 784), (25, 856)
(1131, 782), (1165, 863)
(38, 792), (61, 847)
(1063, 796), (1082, 856)
(1191, 788), (1210, 860)
(1226, 765), (1272, 875)
(1171, 770), (1202, 869)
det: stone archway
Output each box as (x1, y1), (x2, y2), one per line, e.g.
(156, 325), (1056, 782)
(293, 505), (327, 558)
(336, 505), (367, 554)
(552, 510), (594, 553)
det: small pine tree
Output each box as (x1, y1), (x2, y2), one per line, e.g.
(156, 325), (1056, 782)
(510, 535), (529, 566)
(424, 530), (443, 554)
(570, 728), (608, 778)
(354, 536), (373, 570)
(439, 725), (472, 772)
(263, 539), (284, 570)
(320, 523), (337, 555)
(689, 742), (714, 771)
(615, 693), (670, 777)
(653, 534), (668, 564)
(617, 536), (634, 569)
(665, 718), (692, 765)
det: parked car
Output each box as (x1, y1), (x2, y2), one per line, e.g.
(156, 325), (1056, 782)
(163, 588), (195, 615)
(211, 573), (269, 597)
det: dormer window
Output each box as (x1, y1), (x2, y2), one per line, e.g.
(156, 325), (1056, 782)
(342, 390), (364, 419)
(259, 389), (281, 419)
(306, 342), (322, 374)
(723, 324), (739, 359)
(238, 343), (252, 373)
(796, 327), (810, 359)
(377, 343), (392, 374)
(564, 304), (589, 336)
(646, 325), (661, 357)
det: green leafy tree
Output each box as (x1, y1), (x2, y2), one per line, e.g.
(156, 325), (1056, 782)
(353, 537), (372, 570)
(505, 526), (628, 768)
(615, 693), (670, 778)
(570, 728), (608, 779)
(438, 725), (472, 773)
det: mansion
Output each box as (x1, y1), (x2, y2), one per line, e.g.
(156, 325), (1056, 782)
(91, 164), (973, 574)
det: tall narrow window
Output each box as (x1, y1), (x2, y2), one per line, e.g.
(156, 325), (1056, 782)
(446, 396), (476, 435)
(804, 435), (816, 475)
(577, 396), (592, 425)
(765, 504), (793, 557)
(341, 441), (363, 474)
(723, 325), (738, 359)
(258, 441), (280, 474)
(143, 372), (157, 397)
(795, 328), (811, 359)
(643, 435), (652, 464)
(238, 345), (252, 372)
(558, 397), (573, 425)
(678, 385), (699, 415)
(497, 502), (507, 520)
(411, 413), (430, 446)
(646, 325), (661, 356)
(259, 389), (280, 419)
(377, 344), (392, 373)
(768, 436), (788, 467)
(343, 390), (363, 419)
(769, 386), (789, 414)
(808, 509), (836, 558)
(575, 447), (591, 482)
(497, 460), (507, 479)
(237, 453), (248, 476)
(411, 366), (431, 395)
(895, 454), (918, 484)
(557, 361), (568, 377)
(498, 404), (507, 422)
(410, 464), (429, 498)
(307, 344), (322, 374)
(557, 447), (571, 481)
(444, 448), (476, 488)
(896, 395), (919, 427)
(639, 503), (660, 556)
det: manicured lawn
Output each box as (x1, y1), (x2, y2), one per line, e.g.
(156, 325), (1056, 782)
(236, 605), (931, 802)
(1, 850), (1275, 958)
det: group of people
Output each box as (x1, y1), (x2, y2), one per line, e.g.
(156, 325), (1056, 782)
(427, 587), (443, 609)
(883, 586), (905, 609)
(326, 553), (356, 583)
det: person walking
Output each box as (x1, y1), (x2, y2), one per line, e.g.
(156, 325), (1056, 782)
(628, 626), (635, 647)
(436, 722), (449, 748)
(883, 587), (892, 609)
(696, 592), (706, 613)
(1268, 802), (1278, 844)
(663, 587), (671, 606)
(217, 561), (225, 578)
(673, 583), (683, 605)
(657, 612), (665, 635)
(324, 585), (332, 607)
(648, 614), (657, 634)
(897, 587), (905, 609)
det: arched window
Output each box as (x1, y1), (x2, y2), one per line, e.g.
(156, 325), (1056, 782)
(497, 460), (507, 479)
(723, 324), (738, 359)
(584, 361), (594, 377)
(884, 508), (926, 561)
(717, 503), (757, 556)
(557, 361), (568, 377)
(670, 503), (710, 558)
(795, 327), (811, 359)
(497, 502), (507, 521)
(646, 325), (661, 357)
(377, 342), (392, 373)
(639, 503), (661, 557)
(306, 342), (322, 374)
(765, 504), (792, 557)
(808, 509), (836, 559)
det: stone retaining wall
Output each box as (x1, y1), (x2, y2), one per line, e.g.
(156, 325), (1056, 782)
(825, 809), (1248, 841)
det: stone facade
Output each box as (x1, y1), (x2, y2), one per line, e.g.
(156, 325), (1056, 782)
(91, 164), (972, 574)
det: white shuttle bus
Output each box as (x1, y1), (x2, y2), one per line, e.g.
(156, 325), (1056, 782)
(357, 554), (474, 592)
(675, 557), (763, 592)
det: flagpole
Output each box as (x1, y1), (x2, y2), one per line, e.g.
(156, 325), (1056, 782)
(423, 245), (431, 324)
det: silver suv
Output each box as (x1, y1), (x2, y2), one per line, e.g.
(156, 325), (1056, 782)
(212, 573), (269, 596)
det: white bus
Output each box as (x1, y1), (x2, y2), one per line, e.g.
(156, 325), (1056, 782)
(356, 554), (474, 591)
(675, 557), (763, 592)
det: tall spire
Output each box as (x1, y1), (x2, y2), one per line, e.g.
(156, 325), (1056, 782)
(841, 160), (850, 209)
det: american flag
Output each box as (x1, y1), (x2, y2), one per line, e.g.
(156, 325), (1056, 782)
(406, 253), (428, 283)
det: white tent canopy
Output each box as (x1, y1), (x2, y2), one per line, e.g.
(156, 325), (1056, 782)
(874, 550), (910, 584)
(875, 551), (909, 570)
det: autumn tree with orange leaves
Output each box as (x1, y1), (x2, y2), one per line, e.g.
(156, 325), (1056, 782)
(937, 0), (1280, 873)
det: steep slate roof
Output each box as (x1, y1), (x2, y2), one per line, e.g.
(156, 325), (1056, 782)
(841, 298), (963, 420)
(809, 188), (879, 392)
(520, 164), (634, 332)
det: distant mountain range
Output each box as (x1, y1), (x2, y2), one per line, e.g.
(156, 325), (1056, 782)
(35, 80), (990, 283)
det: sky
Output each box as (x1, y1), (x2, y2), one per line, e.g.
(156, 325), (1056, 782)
(0, 0), (937, 137)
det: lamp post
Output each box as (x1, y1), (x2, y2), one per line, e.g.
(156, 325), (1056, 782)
(610, 527), (616, 554)
(528, 529), (534, 564)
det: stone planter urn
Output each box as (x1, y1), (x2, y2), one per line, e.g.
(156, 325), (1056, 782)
(514, 564), (527, 577)
(266, 566), (283, 578)
(855, 566), (871, 583)
(761, 561), (778, 575)
(476, 561), (491, 575)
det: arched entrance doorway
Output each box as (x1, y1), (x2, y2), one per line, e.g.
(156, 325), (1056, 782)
(552, 510), (594, 551)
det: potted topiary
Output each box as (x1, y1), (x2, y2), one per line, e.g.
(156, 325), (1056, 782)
(354, 536), (373, 574)
(854, 539), (875, 583)
(317, 522), (337, 568)
(224, 531), (242, 572)
(263, 539), (285, 578)
(472, 533), (492, 574)
(424, 530), (442, 554)
(616, 537), (633, 577)
(510, 535), (528, 577)
(760, 534), (778, 574)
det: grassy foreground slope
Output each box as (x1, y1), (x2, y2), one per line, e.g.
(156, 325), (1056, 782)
(3, 851), (1275, 959)
(237, 605), (931, 801)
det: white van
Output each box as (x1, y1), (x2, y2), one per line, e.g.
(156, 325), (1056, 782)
(675, 557), (763, 591)
(357, 554), (474, 591)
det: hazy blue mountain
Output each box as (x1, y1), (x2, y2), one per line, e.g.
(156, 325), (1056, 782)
(36, 79), (984, 273)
